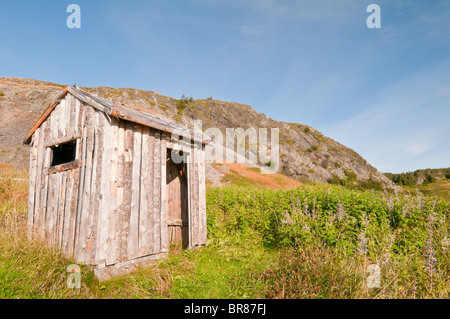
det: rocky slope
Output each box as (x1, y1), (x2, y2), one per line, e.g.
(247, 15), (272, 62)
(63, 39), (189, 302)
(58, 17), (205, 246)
(0, 77), (394, 188)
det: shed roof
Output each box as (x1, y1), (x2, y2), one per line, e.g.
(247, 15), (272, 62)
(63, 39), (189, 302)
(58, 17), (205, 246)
(24, 86), (211, 145)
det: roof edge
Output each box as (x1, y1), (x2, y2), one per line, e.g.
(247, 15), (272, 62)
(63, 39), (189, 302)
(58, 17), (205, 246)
(24, 86), (211, 145)
(23, 87), (69, 145)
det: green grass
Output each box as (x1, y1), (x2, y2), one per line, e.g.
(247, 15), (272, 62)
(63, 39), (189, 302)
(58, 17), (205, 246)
(1, 164), (449, 298)
(400, 179), (450, 204)
(418, 180), (450, 203)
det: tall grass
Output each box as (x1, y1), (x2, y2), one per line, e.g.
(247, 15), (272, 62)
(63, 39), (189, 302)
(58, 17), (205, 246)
(206, 185), (450, 298)
(0, 164), (97, 298)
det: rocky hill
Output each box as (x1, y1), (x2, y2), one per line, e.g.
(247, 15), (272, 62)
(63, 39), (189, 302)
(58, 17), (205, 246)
(0, 77), (394, 189)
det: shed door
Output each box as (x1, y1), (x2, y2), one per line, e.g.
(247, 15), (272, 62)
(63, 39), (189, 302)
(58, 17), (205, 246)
(166, 151), (189, 249)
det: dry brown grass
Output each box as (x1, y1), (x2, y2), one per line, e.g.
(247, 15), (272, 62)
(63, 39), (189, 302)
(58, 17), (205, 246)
(0, 164), (98, 298)
(213, 162), (302, 189)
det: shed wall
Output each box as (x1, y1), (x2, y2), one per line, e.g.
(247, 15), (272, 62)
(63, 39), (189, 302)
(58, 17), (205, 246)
(28, 93), (207, 270)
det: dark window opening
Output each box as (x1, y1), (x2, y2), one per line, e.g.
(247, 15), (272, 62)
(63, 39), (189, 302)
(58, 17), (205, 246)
(51, 140), (77, 166)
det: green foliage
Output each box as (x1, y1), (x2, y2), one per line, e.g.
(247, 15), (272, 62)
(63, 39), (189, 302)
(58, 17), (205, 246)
(426, 175), (436, 184)
(385, 168), (450, 186)
(239, 247), (364, 298)
(304, 127), (310, 134)
(1, 164), (450, 299)
(327, 175), (347, 186)
(356, 178), (384, 192)
(417, 179), (450, 204)
(343, 168), (357, 184)
(205, 185), (450, 298)
(0, 92), (4, 97)
(176, 94), (193, 114)
(306, 145), (318, 153)
(206, 185), (449, 252)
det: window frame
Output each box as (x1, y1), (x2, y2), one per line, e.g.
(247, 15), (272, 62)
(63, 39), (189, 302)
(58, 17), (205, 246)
(45, 136), (81, 174)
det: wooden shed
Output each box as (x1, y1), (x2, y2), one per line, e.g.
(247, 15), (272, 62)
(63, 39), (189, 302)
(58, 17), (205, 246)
(24, 86), (210, 279)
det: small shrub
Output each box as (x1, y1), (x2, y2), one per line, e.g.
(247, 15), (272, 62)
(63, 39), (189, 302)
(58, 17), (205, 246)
(306, 145), (318, 153)
(328, 175), (347, 186)
(344, 168), (357, 184)
(0, 92), (4, 97)
(356, 179), (384, 191)
(176, 95), (193, 114)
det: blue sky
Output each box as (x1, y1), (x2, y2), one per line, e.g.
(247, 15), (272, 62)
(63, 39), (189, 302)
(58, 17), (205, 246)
(1, 0), (449, 173)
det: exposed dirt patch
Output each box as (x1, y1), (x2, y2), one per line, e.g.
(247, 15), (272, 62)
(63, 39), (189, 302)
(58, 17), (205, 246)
(214, 162), (301, 189)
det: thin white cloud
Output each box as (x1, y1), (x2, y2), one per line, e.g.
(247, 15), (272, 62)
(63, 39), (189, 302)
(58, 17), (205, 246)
(320, 57), (450, 173)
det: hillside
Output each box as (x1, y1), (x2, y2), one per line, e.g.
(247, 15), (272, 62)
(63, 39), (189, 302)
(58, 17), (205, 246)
(0, 77), (394, 189)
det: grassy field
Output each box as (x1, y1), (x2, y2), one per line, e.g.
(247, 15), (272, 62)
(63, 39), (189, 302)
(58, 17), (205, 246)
(384, 168), (450, 204)
(1, 164), (449, 299)
(417, 180), (450, 204)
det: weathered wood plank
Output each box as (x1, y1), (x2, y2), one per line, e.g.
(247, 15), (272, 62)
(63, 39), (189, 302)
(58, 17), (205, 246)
(67, 167), (80, 258)
(67, 87), (112, 115)
(77, 101), (86, 133)
(72, 95), (80, 136)
(191, 144), (200, 246)
(61, 167), (75, 256)
(198, 145), (207, 245)
(96, 113), (112, 264)
(64, 94), (72, 137)
(113, 119), (127, 263)
(147, 128), (156, 254)
(36, 121), (49, 240)
(120, 120), (134, 261)
(27, 128), (39, 234)
(56, 172), (67, 249)
(44, 133), (82, 148)
(52, 100), (61, 140)
(106, 117), (120, 266)
(81, 108), (97, 263)
(47, 103), (55, 141)
(138, 126), (151, 256)
(87, 110), (102, 265)
(58, 98), (67, 138)
(45, 173), (57, 245)
(160, 132), (168, 252)
(186, 151), (192, 249)
(42, 129), (53, 241)
(71, 103), (86, 258)
(74, 105), (91, 263)
(110, 103), (209, 145)
(153, 130), (161, 254)
(128, 124), (142, 259)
